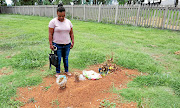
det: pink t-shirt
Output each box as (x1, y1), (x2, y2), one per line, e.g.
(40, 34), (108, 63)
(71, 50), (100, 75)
(49, 18), (73, 44)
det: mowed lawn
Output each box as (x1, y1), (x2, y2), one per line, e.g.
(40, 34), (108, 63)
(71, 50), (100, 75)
(0, 14), (180, 107)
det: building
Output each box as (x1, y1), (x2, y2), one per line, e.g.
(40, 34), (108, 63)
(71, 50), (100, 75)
(81, 0), (119, 5)
(161, 0), (180, 6)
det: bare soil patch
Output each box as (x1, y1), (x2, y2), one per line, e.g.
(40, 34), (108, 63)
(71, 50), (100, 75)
(175, 50), (180, 55)
(0, 67), (13, 77)
(15, 64), (143, 108)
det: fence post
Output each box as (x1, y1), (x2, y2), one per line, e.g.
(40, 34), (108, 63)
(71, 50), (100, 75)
(13, 6), (16, 14)
(175, 10), (180, 30)
(1, 6), (3, 13)
(3, 6), (7, 14)
(72, 5), (73, 19)
(84, 5), (86, 20)
(11, 7), (12, 14)
(5, 6), (6, 13)
(19, 6), (20, 14)
(43, 5), (47, 17)
(33, 6), (34, 16)
(11, 6), (14, 14)
(23, 6), (25, 15)
(12, 6), (14, 14)
(115, 5), (118, 24)
(98, 4), (101, 23)
(1, 6), (2, 13)
(162, 6), (168, 29)
(14, 6), (16, 14)
(16, 6), (18, 14)
(3, 6), (4, 13)
(53, 5), (55, 18)
(28, 6), (30, 15)
(135, 5), (141, 26)
(17, 6), (18, 14)
(39, 6), (41, 16)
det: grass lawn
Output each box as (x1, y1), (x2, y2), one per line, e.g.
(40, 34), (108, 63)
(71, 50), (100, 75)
(0, 14), (180, 107)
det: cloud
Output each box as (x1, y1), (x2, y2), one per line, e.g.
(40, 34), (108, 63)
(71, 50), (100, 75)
(6, 0), (12, 5)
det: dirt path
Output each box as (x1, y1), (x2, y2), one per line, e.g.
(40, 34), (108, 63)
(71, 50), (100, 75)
(16, 64), (142, 108)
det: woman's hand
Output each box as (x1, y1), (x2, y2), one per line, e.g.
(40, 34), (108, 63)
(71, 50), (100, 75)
(70, 28), (74, 49)
(70, 42), (74, 49)
(50, 44), (54, 50)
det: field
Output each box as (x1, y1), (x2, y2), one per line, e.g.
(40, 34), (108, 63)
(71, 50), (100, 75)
(0, 14), (180, 107)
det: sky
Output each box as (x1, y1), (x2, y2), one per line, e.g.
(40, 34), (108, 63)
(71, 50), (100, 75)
(5, 0), (12, 5)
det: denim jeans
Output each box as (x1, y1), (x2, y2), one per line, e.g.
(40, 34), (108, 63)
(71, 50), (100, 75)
(53, 42), (71, 73)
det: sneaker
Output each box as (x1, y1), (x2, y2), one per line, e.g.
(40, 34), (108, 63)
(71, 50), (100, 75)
(65, 72), (72, 76)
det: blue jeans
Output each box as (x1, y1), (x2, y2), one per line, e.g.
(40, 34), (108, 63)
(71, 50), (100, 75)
(53, 42), (71, 73)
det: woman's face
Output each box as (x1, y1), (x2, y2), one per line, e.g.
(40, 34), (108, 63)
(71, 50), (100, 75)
(57, 11), (65, 22)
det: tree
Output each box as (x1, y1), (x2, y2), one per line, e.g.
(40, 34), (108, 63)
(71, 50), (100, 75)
(98, 0), (107, 4)
(53, 0), (72, 5)
(12, 0), (18, 6)
(0, 0), (5, 6)
(37, 0), (43, 5)
(12, 0), (53, 5)
(43, 0), (51, 5)
(62, 0), (72, 5)
(175, 0), (178, 7)
(117, 0), (128, 5)
(0, 0), (4, 5)
(12, 0), (37, 5)
(72, 0), (82, 5)
(21, 0), (37, 5)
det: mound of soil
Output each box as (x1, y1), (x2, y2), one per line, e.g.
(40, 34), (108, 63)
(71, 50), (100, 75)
(15, 64), (142, 108)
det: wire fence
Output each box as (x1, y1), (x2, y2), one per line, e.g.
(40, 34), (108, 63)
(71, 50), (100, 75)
(0, 5), (180, 31)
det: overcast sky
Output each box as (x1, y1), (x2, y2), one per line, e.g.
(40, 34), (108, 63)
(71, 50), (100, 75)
(5, 0), (12, 5)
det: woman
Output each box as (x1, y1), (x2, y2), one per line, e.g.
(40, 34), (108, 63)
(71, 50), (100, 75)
(49, 3), (74, 77)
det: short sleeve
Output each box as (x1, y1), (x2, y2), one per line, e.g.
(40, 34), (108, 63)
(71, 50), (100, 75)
(67, 19), (73, 28)
(70, 21), (73, 28)
(49, 19), (55, 28)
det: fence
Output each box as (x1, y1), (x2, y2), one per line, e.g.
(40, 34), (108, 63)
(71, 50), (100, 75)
(0, 5), (180, 31)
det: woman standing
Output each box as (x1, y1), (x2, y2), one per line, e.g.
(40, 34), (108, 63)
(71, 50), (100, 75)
(49, 3), (74, 77)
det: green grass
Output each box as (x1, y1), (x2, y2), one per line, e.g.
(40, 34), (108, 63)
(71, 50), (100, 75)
(0, 14), (179, 107)
(100, 99), (116, 108)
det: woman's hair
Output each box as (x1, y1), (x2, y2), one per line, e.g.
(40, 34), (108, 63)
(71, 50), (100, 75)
(57, 3), (65, 12)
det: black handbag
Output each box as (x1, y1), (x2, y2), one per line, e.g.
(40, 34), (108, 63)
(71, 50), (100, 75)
(49, 51), (58, 70)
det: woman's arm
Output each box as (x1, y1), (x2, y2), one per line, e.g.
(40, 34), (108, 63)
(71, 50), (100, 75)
(70, 28), (74, 49)
(49, 27), (54, 50)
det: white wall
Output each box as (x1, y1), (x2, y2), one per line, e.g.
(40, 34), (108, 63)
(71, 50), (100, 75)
(161, 0), (176, 5)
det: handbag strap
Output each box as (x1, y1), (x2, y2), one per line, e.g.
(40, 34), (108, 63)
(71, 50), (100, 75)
(49, 50), (54, 70)
(49, 54), (52, 70)
(51, 50), (56, 54)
